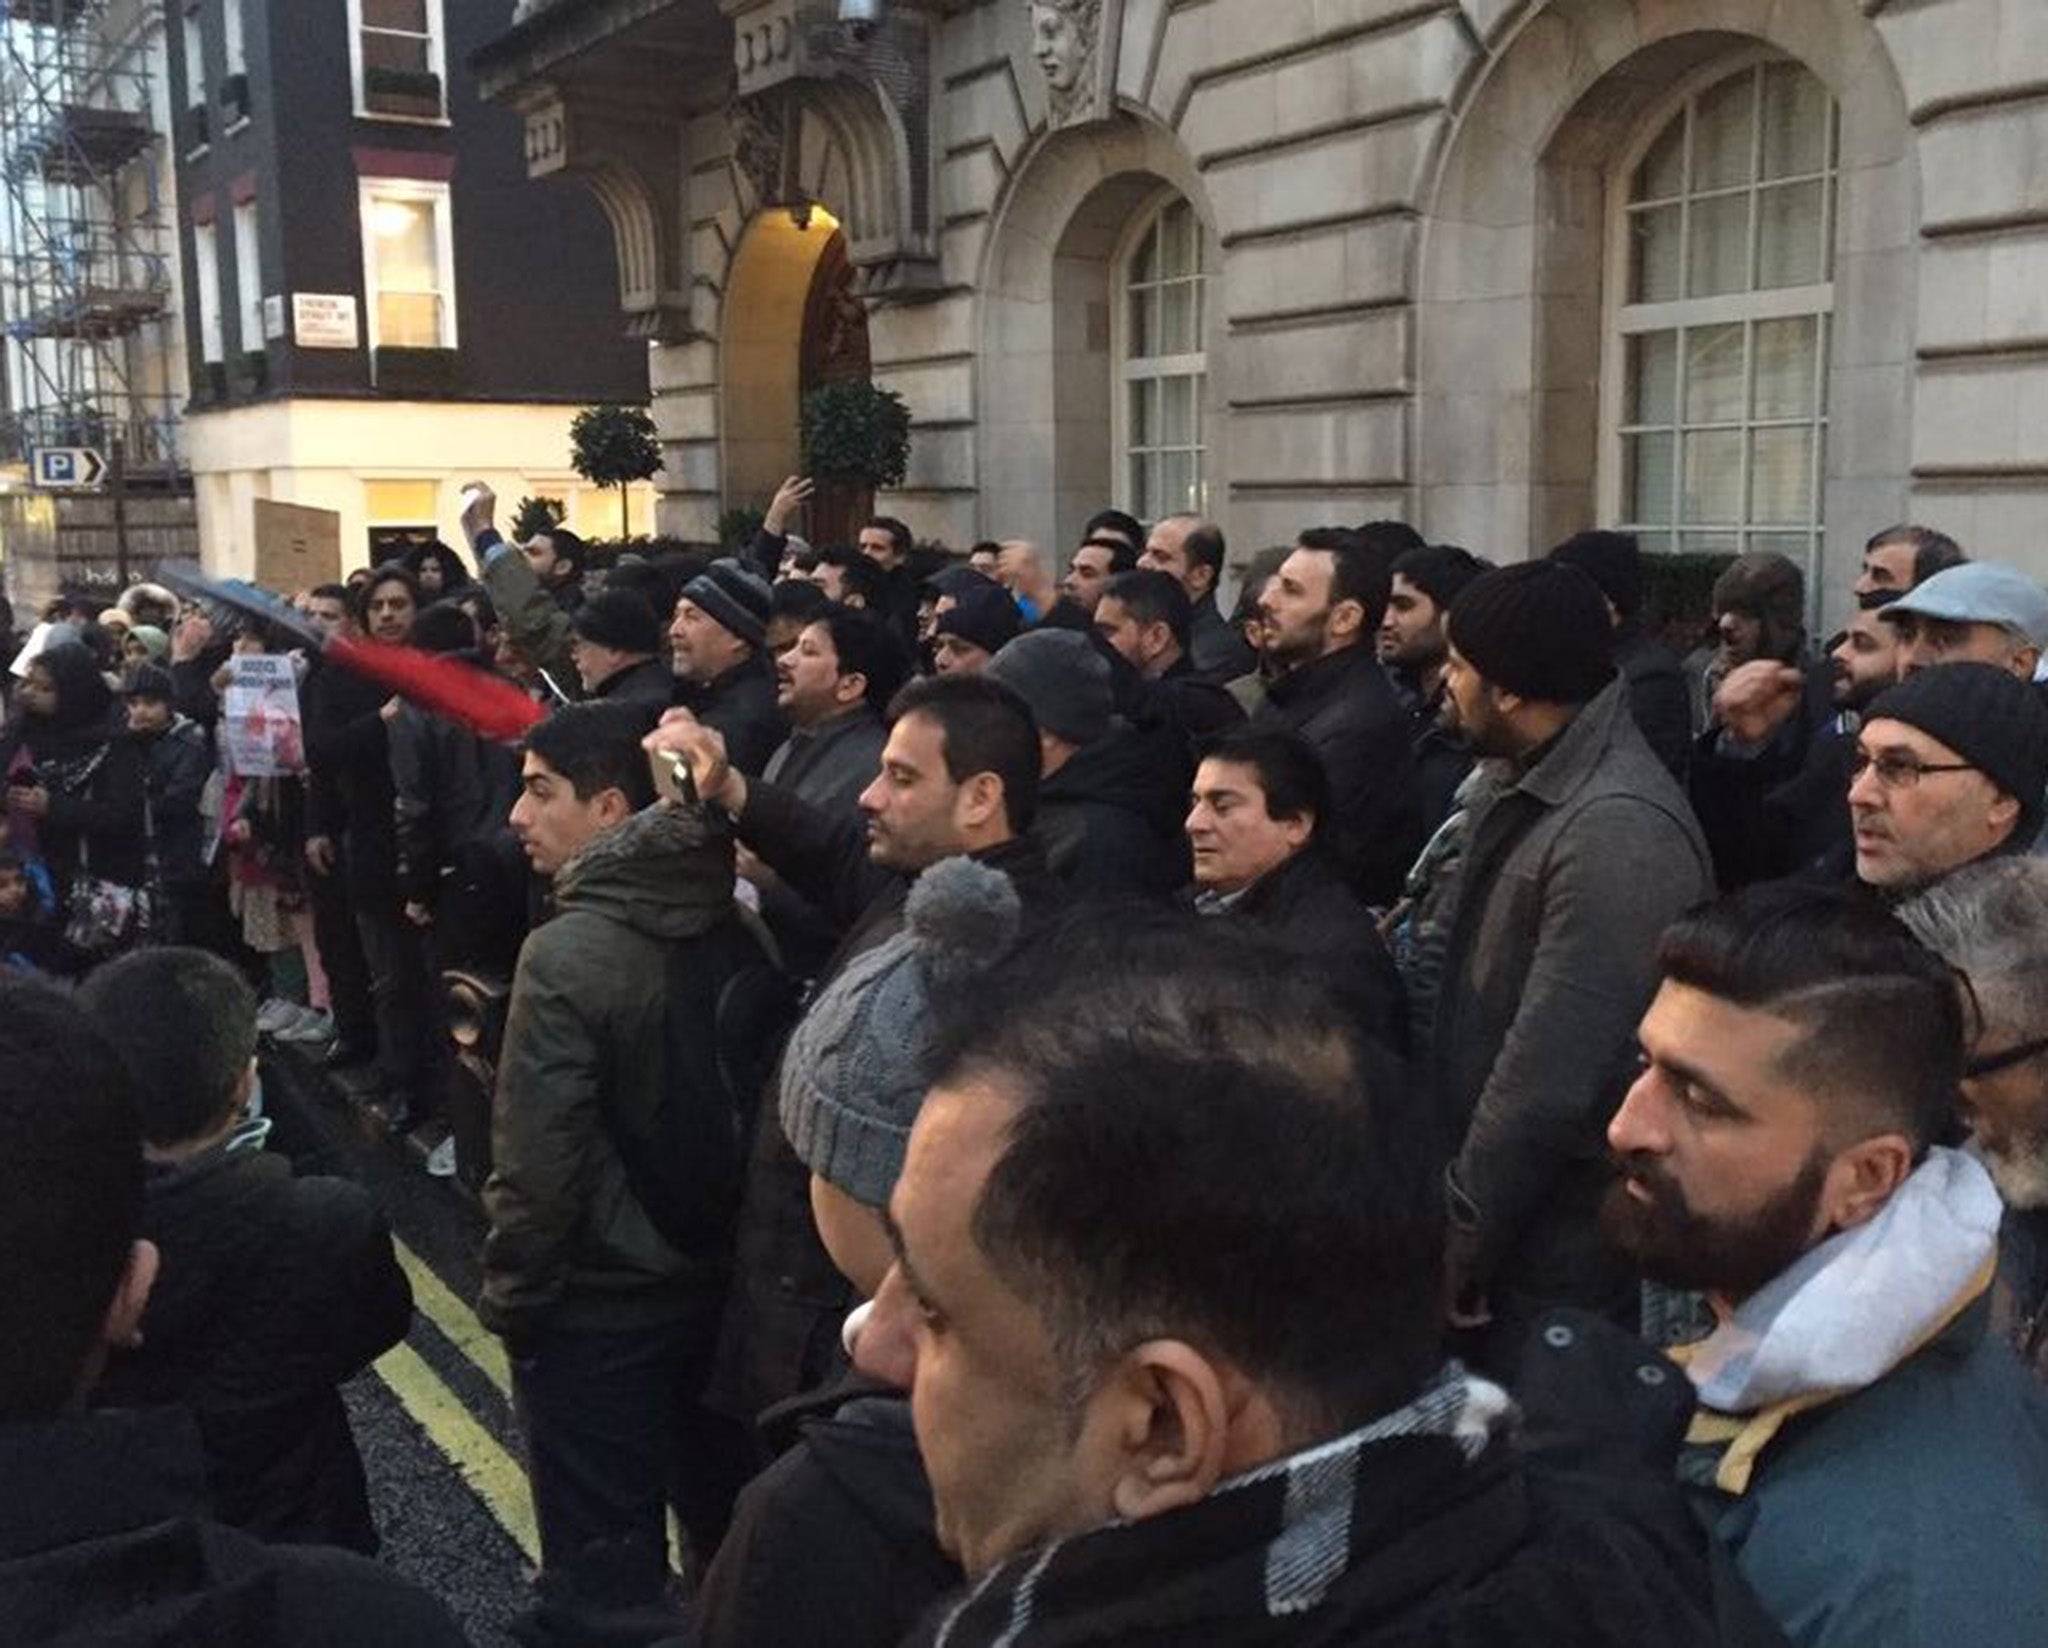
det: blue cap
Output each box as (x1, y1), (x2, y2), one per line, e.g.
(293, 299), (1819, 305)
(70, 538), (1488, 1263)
(1880, 563), (2048, 650)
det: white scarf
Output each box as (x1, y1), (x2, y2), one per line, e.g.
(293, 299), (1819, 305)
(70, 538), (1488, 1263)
(1685, 1146), (2002, 1414)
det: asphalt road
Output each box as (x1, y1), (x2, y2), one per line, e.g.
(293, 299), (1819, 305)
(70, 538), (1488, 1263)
(298, 1052), (536, 1646)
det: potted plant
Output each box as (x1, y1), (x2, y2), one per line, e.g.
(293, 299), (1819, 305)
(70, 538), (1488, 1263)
(569, 404), (663, 541)
(799, 380), (911, 490)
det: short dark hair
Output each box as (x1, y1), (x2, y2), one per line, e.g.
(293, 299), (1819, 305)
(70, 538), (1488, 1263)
(867, 516), (913, 560)
(1355, 520), (1427, 559)
(457, 585), (500, 630)
(1866, 523), (1966, 587)
(771, 577), (833, 629)
(0, 976), (145, 1419)
(1296, 526), (1391, 632)
(1101, 568), (1192, 650)
(931, 912), (1441, 1436)
(1182, 520), (1226, 579)
(1391, 544), (1492, 614)
(80, 948), (258, 1149)
(817, 606), (911, 714)
(1077, 537), (1139, 576)
(819, 543), (888, 607)
(1658, 883), (1965, 1154)
(1083, 509), (1144, 553)
(309, 583), (349, 606)
(886, 673), (1040, 834)
(523, 701), (659, 810)
(353, 561), (421, 623)
(411, 599), (479, 656)
(1201, 728), (1329, 838)
(540, 525), (588, 574)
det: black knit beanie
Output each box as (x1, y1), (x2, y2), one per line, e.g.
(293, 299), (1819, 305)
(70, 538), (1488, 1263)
(572, 588), (662, 655)
(1550, 531), (1645, 620)
(680, 559), (772, 648)
(1447, 561), (1615, 705)
(1866, 662), (2048, 847)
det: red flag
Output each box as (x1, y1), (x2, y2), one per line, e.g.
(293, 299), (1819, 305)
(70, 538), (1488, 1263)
(326, 637), (545, 742)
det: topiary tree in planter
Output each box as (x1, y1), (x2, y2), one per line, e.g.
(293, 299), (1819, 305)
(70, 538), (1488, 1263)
(570, 404), (663, 541)
(800, 381), (911, 491)
(512, 494), (565, 542)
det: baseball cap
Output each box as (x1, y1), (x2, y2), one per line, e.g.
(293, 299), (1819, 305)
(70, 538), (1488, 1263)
(1879, 563), (2048, 650)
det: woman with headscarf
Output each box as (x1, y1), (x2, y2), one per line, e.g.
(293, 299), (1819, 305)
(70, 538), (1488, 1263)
(121, 623), (171, 685)
(0, 641), (149, 956)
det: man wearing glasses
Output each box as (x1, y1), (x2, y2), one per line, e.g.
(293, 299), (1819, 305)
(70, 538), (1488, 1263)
(1846, 662), (2048, 896)
(1906, 858), (2048, 1383)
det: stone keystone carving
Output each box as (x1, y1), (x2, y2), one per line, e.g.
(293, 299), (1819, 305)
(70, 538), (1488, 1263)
(1027, 0), (1121, 128)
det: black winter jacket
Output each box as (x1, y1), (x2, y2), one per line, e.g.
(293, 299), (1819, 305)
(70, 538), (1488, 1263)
(690, 1385), (959, 1648)
(1615, 622), (1694, 781)
(1255, 645), (1422, 906)
(302, 659), (398, 899)
(1219, 849), (1409, 1054)
(1038, 721), (1188, 898)
(595, 654), (677, 709)
(95, 1128), (413, 1552)
(389, 664), (523, 907)
(684, 655), (787, 777)
(136, 716), (212, 883)
(0, 1407), (467, 1647)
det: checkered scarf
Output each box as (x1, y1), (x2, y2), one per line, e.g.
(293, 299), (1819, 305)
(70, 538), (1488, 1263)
(916, 1365), (1514, 1648)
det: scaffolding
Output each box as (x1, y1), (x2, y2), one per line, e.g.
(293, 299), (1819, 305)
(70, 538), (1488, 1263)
(0, 0), (182, 478)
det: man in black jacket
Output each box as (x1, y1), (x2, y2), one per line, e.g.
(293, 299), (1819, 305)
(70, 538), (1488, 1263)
(669, 560), (786, 776)
(648, 674), (1061, 1424)
(490, 704), (771, 1645)
(1186, 727), (1407, 1051)
(1139, 513), (1256, 681)
(852, 915), (1753, 1648)
(80, 948), (413, 1554)
(1550, 530), (1693, 779)
(986, 629), (1187, 898)
(123, 663), (213, 943)
(1093, 568), (1245, 756)
(1381, 543), (1489, 832)
(571, 588), (674, 707)
(0, 976), (466, 1647)
(1253, 527), (1421, 905)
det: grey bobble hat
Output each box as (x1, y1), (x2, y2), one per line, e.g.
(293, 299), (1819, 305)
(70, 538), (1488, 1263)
(984, 628), (1114, 746)
(778, 856), (1022, 1209)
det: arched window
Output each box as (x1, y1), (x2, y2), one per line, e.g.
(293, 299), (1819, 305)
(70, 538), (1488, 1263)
(1118, 194), (1210, 520)
(1608, 61), (1838, 567)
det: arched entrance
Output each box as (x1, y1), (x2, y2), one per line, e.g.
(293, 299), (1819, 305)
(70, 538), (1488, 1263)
(719, 209), (873, 547)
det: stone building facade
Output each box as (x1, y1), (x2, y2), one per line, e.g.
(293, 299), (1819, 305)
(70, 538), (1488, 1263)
(478, 0), (2048, 618)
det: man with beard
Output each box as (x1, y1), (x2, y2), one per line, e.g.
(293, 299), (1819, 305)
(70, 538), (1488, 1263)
(1252, 528), (1420, 904)
(1904, 858), (2048, 1381)
(1692, 603), (1905, 889)
(1602, 882), (2048, 1647)
(1431, 561), (1711, 1374)
(1380, 543), (1489, 832)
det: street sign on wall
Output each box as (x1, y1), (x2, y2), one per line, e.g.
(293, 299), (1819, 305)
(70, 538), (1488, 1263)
(292, 293), (360, 349)
(30, 447), (106, 488)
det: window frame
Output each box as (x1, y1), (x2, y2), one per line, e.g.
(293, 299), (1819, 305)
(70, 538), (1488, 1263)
(231, 198), (262, 355)
(193, 220), (224, 365)
(357, 177), (458, 358)
(1597, 51), (1840, 575)
(181, 7), (208, 109)
(346, 0), (450, 127)
(1110, 187), (1213, 524)
(223, 0), (247, 78)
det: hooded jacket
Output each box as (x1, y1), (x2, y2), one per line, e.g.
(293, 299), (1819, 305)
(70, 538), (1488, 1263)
(1, 641), (147, 895)
(481, 803), (767, 1339)
(1037, 720), (1189, 898)
(95, 1123), (414, 1552)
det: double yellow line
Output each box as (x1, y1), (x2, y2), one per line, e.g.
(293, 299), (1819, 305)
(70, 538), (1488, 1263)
(374, 1240), (538, 1565)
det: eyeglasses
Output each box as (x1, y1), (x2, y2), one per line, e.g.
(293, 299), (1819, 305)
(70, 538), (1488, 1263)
(1964, 1034), (2048, 1081)
(1849, 748), (1977, 790)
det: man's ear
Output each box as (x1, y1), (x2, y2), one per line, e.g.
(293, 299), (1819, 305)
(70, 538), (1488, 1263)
(835, 670), (869, 709)
(1327, 597), (1366, 646)
(957, 771), (1006, 832)
(595, 786), (637, 827)
(1099, 1341), (1270, 1525)
(1823, 1133), (1915, 1235)
(103, 1239), (159, 1354)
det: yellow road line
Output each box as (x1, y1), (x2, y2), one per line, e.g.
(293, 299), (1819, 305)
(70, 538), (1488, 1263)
(393, 1238), (512, 1399)
(374, 1339), (540, 1567)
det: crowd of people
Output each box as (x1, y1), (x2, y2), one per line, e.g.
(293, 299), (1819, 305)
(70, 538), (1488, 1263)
(3, 490), (2048, 1647)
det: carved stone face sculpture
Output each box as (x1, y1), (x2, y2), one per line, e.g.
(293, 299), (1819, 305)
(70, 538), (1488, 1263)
(1030, 2), (1085, 92)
